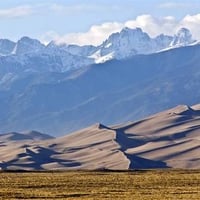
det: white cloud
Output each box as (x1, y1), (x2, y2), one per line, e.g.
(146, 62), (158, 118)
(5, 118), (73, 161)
(158, 2), (190, 8)
(0, 6), (33, 19)
(125, 15), (178, 37)
(49, 3), (126, 15)
(51, 22), (124, 46)
(180, 14), (200, 40)
(50, 4), (95, 13)
(125, 14), (200, 40)
(40, 31), (60, 45)
(42, 14), (200, 46)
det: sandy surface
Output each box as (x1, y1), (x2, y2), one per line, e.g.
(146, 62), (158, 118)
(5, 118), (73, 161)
(0, 105), (200, 170)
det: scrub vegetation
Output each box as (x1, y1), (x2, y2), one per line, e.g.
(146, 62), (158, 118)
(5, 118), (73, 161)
(0, 170), (199, 200)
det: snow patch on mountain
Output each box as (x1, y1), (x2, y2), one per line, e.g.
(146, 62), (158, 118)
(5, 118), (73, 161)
(91, 27), (196, 62)
(89, 50), (114, 64)
(0, 27), (197, 74)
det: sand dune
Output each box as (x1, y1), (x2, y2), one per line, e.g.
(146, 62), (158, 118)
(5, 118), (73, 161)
(0, 105), (200, 170)
(115, 105), (200, 169)
(0, 130), (54, 142)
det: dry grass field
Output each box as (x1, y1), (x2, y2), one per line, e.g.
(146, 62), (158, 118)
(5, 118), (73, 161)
(0, 170), (199, 200)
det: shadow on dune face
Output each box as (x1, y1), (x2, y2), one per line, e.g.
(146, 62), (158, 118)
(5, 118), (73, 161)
(176, 106), (200, 116)
(115, 128), (169, 169)
(112, 105), (200, 170)
(126, 154), (168, 169)
(0, 147), (81, 170)
(115, 129), (145, 149)
(172, 106), (200, 125)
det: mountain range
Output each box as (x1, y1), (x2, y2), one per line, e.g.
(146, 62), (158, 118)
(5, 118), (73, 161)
(0, 27), (200, 135)
(0, 104), (199, 170)
(0, 27), (196, 76)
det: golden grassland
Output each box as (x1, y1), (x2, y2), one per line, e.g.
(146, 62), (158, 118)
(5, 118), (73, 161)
(0, 170), (199, 200)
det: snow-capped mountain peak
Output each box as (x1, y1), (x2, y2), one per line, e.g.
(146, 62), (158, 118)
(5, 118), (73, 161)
(0, 27), (198, 75)
(106, 27), (151, 46)
(91, 27), (152, 61)
(13, 36), (45, 55)
(89, 27), (197, 63)
(0, 39), (16, 56)
(120, 27), (149, 38)
(170, 28), (196, 47)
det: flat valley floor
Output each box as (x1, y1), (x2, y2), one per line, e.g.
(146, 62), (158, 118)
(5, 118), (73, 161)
(0, 170), (199, 200)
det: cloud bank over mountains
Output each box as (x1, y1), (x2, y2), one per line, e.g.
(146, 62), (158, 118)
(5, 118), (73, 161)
(0, 3), (200, 46)
(0, 5), (33, 19)
(48, 14), (200, 46)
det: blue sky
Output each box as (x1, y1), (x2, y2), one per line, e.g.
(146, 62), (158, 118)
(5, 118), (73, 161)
(0, 0), (200, 45)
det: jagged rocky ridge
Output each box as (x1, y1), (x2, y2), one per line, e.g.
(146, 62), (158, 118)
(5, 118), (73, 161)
(0, 27), (196, 75)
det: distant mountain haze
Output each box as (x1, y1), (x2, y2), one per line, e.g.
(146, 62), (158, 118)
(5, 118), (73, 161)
(0, 27), (199, 135)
